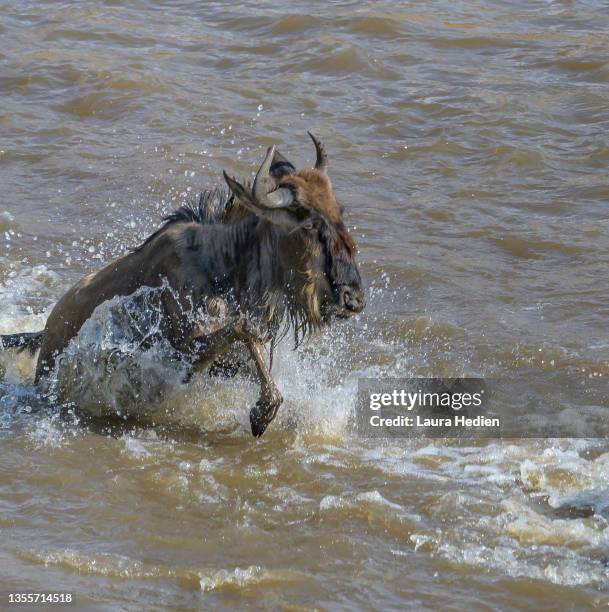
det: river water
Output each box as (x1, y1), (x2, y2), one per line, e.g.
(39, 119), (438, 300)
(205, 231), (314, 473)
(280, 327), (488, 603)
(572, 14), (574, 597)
(1, 1), (609, 609)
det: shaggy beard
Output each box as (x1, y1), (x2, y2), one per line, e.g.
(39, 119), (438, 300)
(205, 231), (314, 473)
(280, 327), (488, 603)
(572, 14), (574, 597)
(254, 275), (324, 350)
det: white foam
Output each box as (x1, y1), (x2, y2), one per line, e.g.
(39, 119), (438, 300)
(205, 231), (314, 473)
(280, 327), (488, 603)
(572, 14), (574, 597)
(50, 285), (191, 418)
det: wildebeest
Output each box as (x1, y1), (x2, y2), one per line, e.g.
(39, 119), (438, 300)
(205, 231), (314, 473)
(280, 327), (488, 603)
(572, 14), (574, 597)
(0, 134), (365, 436)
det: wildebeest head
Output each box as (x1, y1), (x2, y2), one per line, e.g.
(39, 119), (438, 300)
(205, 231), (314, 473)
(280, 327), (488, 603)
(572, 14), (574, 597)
(223, 133), (365, 330)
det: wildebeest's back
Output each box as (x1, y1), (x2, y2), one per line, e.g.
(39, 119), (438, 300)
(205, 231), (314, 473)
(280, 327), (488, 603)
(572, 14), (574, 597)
(34, 216), (246, 382)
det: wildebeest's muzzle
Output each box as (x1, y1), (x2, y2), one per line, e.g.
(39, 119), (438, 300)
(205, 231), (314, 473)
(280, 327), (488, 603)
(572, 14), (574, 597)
(337, 283), (365, 316)
(325, 230), (365, 318)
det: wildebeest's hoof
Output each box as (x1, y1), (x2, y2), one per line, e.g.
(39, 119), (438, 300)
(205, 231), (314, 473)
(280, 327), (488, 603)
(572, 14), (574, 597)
(250, 408), (269, 437)
(249, 392), (282, 437)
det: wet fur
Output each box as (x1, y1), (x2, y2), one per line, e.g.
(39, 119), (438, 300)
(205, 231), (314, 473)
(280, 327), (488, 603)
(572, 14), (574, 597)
(3, 151), (362, 388)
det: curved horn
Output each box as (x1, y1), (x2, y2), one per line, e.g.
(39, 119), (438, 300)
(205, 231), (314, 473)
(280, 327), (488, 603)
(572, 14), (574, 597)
(253, 145), (294, 209)
(308, 131), (328, 173)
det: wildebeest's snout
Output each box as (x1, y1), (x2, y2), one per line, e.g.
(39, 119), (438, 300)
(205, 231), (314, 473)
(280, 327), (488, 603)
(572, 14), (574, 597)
(338, 285), (365, 315)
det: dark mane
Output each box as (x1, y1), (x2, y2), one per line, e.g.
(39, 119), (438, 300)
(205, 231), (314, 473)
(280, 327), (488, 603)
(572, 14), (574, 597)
(165, 187), (233, 225)
(134, 187), (245, 252)
(131, 186), (321, 348)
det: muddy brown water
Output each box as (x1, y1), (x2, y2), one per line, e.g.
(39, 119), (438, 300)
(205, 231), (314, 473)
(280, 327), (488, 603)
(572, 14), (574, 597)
(1, 1), (609, 610)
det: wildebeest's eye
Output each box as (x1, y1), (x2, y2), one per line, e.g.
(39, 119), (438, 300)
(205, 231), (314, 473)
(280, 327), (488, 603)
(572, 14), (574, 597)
(303, 218), (323, 232)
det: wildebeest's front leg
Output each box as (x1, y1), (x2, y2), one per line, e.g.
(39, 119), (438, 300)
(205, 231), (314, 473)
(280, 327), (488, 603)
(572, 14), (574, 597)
(188, 318), (283, 437)
(240, 335), (283, 437)
(188, 324), (241, 373)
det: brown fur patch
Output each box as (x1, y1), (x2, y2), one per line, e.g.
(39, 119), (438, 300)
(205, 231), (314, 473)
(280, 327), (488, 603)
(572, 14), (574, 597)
(279, 169), (357, 255)
(280, 169), (341, 224)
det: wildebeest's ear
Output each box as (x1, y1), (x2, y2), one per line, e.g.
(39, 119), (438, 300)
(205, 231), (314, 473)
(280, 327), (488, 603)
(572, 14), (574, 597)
(270, 149), (296, 180)
(222, 171), (253, 206)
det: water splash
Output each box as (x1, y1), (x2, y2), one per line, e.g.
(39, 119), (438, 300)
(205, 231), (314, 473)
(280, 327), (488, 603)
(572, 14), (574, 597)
(50, 284), (191, 419)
